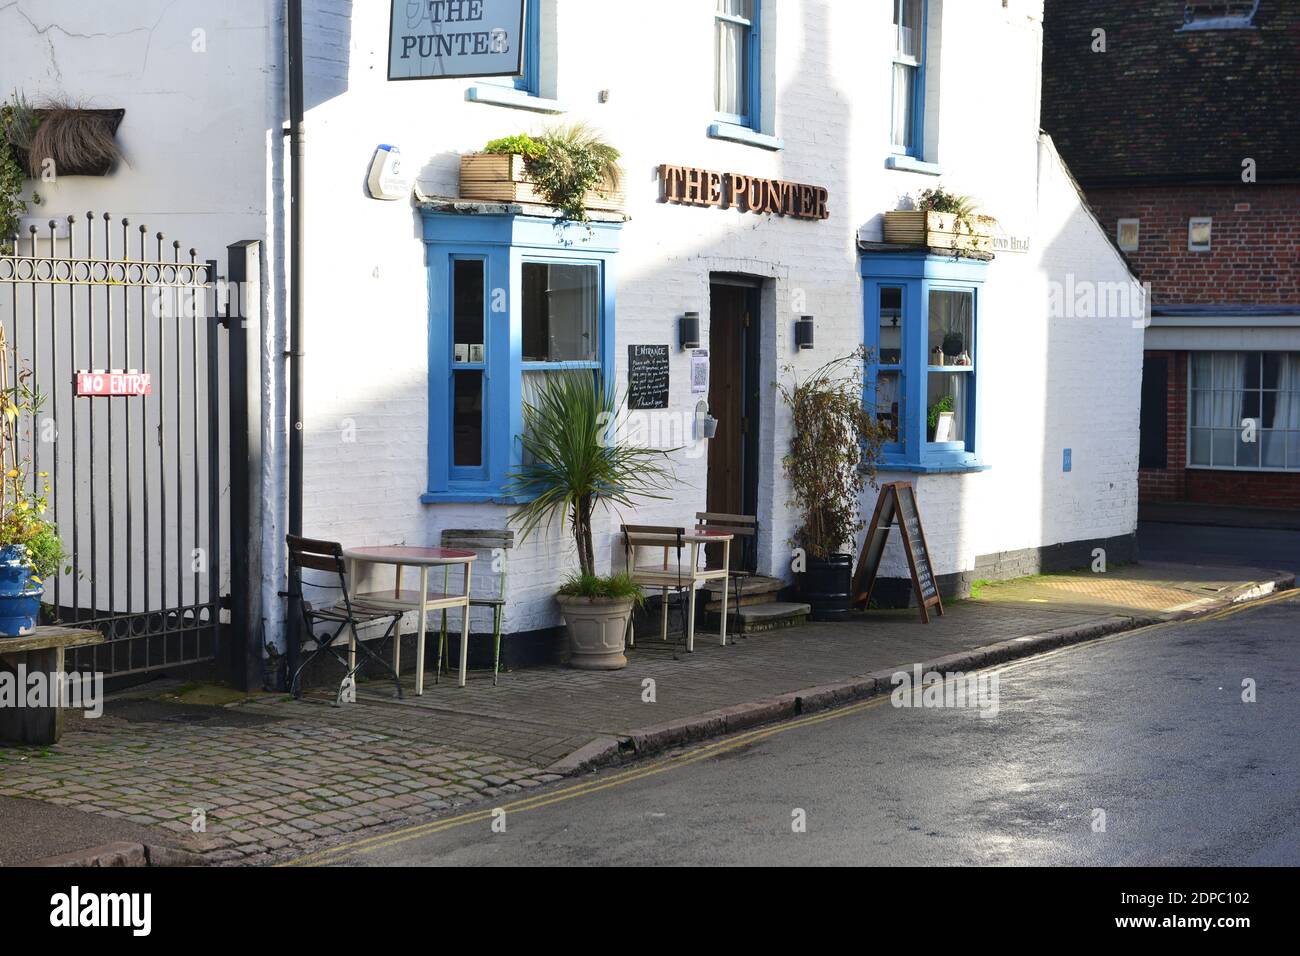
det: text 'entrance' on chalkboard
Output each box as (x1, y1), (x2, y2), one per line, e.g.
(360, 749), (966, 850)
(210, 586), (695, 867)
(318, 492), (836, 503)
(628, 344), (670, 410)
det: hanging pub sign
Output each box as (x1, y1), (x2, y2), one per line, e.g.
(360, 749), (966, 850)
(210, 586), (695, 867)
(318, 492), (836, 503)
(388, 0), (526, 81)
(851, 481), (944, 623)
(658, 164), (830, 221)
(75, 369), (152, 398)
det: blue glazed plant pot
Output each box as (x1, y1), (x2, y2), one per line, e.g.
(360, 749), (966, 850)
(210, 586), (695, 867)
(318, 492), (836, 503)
(0, 544), (44, 638)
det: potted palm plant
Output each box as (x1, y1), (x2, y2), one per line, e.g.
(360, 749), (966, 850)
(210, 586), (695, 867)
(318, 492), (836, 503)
(778, 347), (890, 621)
(0, 335), (64, 637)
(507, 372), (672, 669)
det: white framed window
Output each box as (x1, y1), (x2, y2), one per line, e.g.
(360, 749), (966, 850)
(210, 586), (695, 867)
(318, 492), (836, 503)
(1117, 218), (1140, 252)
(1189, 351), (1300, 471)
(1188, 217), (1213, 252)
(891, 0), (926, 156)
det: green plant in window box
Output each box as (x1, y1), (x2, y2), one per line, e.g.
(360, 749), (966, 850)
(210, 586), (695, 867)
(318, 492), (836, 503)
(507, 371), (671, 669)
(480, 122), (623, 226)
(0, 94), (40, 256)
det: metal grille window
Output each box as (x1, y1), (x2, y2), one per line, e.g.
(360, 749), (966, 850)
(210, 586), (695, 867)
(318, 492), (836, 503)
(1180, 2), (1260, 30)
(1189, 351), (1300, 471)
(715, 0), (759, 127)
(891, 0), (926, 155)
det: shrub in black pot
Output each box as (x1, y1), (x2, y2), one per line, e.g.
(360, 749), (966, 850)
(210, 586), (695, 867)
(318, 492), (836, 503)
(778, 346), (891, 622)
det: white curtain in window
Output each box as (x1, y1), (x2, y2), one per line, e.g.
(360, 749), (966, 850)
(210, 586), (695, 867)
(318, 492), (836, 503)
(892, 63), (915, 150)
(715, 20), (744, 116)
(1191, 352), (1245, 428)
(1278, 353), (1300, 429)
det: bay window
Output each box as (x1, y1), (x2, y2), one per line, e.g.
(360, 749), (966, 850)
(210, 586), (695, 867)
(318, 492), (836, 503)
(862, 252), (987, 472)
(1188, 351), (1300, 471)
(422, 209), (620, 502)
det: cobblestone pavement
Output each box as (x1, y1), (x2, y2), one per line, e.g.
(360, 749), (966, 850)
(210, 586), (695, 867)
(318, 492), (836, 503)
(0, 563), (1286, 864)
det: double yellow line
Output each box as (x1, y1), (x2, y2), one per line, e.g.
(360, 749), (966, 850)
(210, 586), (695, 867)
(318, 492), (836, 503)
(284, 585), (1297, 866)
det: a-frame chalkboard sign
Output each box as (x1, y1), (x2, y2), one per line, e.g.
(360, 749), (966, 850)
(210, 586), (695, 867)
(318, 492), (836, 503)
(850, 481), (944, 623)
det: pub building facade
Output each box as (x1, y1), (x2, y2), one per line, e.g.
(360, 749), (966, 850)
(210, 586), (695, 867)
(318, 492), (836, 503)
(5, 0), (1144, 672)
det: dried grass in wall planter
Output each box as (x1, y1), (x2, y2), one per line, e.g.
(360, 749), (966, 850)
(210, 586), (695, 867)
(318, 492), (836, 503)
(26, 107), (124, 178)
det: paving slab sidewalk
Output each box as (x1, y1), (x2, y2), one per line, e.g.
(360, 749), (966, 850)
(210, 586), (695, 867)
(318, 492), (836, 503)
(0, 561), (1289, 866)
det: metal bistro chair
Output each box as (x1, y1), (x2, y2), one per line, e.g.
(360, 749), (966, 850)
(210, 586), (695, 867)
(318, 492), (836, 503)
(287, 535), (404, 703)
(437, 529), (514, 686)
(696, 512), (758, 637)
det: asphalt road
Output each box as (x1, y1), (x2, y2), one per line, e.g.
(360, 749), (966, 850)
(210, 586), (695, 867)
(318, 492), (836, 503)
(1138, 521), (1300, 575)
(303, 588), (1300, 867)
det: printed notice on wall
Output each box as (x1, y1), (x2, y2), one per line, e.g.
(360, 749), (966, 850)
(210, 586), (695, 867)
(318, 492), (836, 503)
(388, 0), (526, 81)
(691, 349), (709, 394)
(628, 345), (670, 410)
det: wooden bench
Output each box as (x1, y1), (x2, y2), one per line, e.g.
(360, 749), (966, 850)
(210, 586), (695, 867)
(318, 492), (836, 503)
(0, 626), (105, 745)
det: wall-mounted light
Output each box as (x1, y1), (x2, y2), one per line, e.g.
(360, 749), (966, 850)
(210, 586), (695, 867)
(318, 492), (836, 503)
(680, 311), (701, 350)
(795, 314), (815, 350)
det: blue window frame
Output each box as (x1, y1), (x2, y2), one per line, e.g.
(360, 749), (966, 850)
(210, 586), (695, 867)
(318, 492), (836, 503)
(480, 0), (540, 94)
(714, 0), (761, 129)
(421, 210), (621, 503)
(862, 251), (987, 473)
(891, 0), (927, 157)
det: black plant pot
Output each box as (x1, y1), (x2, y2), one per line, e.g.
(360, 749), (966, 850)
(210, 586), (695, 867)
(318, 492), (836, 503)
(801, 553), (854, 622)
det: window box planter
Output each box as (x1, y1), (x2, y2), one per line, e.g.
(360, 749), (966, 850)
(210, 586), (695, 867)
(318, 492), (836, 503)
(883, 210), (996, 253)
(459, 153), (625, 212)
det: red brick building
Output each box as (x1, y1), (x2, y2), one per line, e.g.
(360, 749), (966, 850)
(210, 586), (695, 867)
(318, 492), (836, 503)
(1041, 1), (1300, 511)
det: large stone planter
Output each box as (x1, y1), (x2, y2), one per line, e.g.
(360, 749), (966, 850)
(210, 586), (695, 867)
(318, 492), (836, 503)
(556, 593), (634, 670)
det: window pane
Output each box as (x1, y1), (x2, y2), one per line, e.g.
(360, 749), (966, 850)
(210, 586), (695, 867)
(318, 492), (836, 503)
(1211, 429), (1236, 467)
(875, 371), (900, 443)
(715, 19), (749, 116)
(879, 287), (902, 365)
(928, 289), (973, 366)
(1189, 428), (1211, 465)
(718, 0), (754, 20)
(1237, 429), (1260, 468)
(1190, 352), (1213, 389)
(1290, 432), (1300, 470)
(1242, 351), (1262, 389)
(927, 372), (966, 443)
(452, 371), (483, 468)
(1261, 431), (1286, 468)
(896, 0), (923, 60)
(891, 63), (916, 150)
(522, 262), (598, 363)
(453, 259), (484, 364)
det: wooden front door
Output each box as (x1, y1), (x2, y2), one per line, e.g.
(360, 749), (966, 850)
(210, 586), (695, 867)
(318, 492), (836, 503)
(707, 279), (760, 571)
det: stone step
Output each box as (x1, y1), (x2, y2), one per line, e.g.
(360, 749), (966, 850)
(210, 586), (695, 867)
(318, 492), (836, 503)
(707, 601), (811, 635)
(703, 574), (785, 611)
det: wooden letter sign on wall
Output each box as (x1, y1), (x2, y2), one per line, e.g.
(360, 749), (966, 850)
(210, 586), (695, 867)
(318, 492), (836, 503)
(851, 481), (944, 623)
(658, 165), (830, 221)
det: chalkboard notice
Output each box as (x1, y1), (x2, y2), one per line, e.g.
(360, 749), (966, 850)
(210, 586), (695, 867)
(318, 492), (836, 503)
(628, 344), (670, 410)
(851, 481), (944, 623)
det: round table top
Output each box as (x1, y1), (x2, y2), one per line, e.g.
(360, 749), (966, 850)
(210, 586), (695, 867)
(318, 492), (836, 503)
(343, 546), (477, 565)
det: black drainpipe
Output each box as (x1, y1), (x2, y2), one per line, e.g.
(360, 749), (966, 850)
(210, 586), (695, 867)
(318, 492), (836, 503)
(286, 0), (305, 684)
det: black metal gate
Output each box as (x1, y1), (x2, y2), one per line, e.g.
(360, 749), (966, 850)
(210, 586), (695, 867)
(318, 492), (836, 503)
(0, 214), (229, 676)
